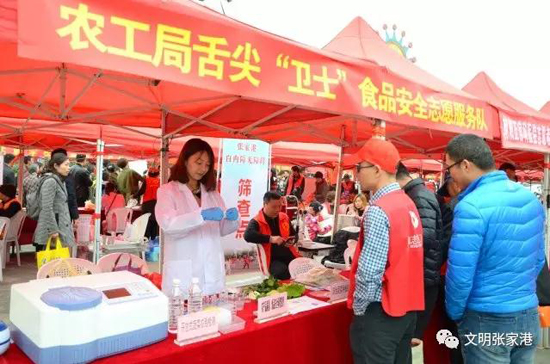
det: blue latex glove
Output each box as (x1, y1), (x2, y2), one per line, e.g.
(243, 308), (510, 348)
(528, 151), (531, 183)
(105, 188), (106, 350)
(201, 207), (224, 221)
(225, 207), (239, 221)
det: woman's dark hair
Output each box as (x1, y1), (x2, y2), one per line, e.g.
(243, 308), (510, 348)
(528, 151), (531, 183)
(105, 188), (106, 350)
(309, 201), (324, 214)
(107, 164), (116, 173)
(169, 138), (216, 191)
(47, 153), (69, 176)
(105, 182), (118, 195)
(291, 166), (301, 173)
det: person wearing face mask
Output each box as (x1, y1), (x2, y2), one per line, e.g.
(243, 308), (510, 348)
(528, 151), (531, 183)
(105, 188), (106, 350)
(155, 138), (240, 296)
(33, 153), (75, 250)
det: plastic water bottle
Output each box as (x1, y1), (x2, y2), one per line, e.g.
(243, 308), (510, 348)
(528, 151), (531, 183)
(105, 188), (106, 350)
(188, 277), (203, 314)
(168, 279), (184, 334)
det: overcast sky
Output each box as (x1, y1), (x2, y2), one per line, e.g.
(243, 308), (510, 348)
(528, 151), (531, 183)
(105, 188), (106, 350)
(194, 0), (550, 110)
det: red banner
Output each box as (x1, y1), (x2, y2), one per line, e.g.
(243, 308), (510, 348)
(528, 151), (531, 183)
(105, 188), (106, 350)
(500, 112), (550, 154)
(18, 0), (496, 138)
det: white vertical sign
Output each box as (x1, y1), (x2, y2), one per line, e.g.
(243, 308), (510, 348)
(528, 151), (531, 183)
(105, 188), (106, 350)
(220, 139), (269, 254)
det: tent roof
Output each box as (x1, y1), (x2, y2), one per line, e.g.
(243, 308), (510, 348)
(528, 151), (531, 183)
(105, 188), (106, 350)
(1, 0), (497, 154)
(462, 72), (550, 168)
(463, 72), (550, 120)
(323, 17), (478, 100)
(541, 102), (550, 115)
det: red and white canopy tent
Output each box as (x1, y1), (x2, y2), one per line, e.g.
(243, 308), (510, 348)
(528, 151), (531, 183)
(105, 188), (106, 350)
(463, 72), (550, 169)
(1, 0), (500, 263)
(1, 0), (498, 151)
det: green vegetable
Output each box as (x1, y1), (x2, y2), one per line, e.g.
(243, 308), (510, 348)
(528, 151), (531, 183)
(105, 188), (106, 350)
(243, 278), (306, 300)
(277, 283), (306, 299)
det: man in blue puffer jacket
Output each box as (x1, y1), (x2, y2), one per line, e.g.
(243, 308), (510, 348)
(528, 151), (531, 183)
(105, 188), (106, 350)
(444, 134), (545, 363)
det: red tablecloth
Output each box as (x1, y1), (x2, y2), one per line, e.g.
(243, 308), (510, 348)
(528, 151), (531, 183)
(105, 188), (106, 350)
(4, 299), (353, 364)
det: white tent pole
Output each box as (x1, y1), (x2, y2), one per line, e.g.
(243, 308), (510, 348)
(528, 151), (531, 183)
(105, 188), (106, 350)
(331, 126), (346, 238)
(159, 110), (169, 273)
(17, 148), (25, 203)
(92, 138), (105, 264)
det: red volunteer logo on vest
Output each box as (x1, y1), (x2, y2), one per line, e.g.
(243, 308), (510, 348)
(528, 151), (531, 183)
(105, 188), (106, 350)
(408, 210), (422, 249)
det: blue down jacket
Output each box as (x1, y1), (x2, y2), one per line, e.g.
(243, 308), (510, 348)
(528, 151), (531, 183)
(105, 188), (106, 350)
(445, 171), (546, 320)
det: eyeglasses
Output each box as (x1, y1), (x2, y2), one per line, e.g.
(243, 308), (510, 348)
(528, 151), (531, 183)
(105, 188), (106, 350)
(356, 164), (376, 173)
(445, 159), (464, 172)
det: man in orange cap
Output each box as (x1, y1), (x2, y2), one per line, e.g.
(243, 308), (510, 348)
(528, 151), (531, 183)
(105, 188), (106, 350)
(347, 138), (425, 364)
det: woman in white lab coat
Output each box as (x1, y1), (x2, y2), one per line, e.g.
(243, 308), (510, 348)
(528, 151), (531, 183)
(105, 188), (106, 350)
(156, 138), (239, 296)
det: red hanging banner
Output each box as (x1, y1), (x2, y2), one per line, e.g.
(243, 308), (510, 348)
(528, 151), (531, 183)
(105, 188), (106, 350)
(18, 0), (497, 139)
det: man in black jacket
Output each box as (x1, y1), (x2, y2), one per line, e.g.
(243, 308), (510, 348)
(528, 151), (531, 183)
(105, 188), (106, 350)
(396, 162), (443, 347)
(2, 153), (16, 186)
(436, 173), (464, 364)
(70, 154), (93, 207)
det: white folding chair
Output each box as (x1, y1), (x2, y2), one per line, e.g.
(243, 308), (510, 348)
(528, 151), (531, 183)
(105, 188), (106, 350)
(118, 213), (151, 260)
(36, 258), (101, 279)
(106, 208), (133, 235)
(0, 217), (10, 282)
(288, 257), (322, 279)
(97, 253), (149, 275)
(123, 213), (151, 243)
(343, 248), (353, 269)
(347, 239), (358, 250)
(6, 210), (25, 267)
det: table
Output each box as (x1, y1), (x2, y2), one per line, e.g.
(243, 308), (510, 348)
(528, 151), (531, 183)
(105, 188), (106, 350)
(298, 242), (334, 258)
(5, 297), (353, 364)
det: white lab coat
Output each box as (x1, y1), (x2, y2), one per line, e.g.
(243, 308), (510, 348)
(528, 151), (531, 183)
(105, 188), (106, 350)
(155, 181), (239, 296)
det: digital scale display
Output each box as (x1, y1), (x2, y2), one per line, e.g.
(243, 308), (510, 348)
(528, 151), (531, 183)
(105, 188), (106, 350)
(102, 288), (131, 299)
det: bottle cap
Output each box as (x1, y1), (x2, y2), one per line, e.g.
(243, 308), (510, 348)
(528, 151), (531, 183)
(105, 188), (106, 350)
(173, 279), (180, 285)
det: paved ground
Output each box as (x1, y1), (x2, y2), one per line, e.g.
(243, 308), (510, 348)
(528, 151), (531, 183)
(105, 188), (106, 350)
(1, 248), (550, 363)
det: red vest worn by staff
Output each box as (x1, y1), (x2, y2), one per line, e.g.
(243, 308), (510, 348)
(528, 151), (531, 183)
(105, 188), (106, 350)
(254, 211), (301, 275)
(286, 175), (305, 196)
(143, 176), (160, 203)
(347, 190), (425, 317)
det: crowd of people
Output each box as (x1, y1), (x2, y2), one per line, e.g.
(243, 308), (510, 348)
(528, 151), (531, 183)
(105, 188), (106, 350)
(252, 135), (548, 363)
(1, 133), (549, 363)
(347, 135), (547, 364)
(1, 149), (162, 253)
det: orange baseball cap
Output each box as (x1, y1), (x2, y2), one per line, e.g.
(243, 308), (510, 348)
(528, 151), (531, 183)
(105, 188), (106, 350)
(347, 138), (401, 174)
